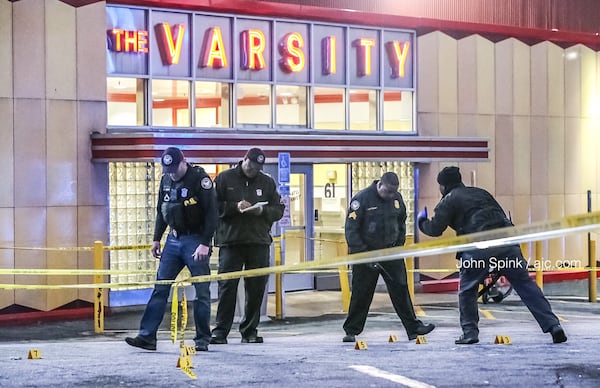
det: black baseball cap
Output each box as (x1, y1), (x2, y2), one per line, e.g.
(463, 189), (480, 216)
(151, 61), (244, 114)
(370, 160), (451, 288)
(161, 147), (184, 173)
(245, 147), (266, 169)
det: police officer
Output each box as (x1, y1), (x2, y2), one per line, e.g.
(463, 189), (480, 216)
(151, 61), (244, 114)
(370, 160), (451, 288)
(210, 147), (284, 344)
(343, 172), (435, 343)
(417, 166), (567, 344)
(126, 147), (217, 352)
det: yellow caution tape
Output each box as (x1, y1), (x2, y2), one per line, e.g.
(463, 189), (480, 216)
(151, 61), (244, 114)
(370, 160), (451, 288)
(183, 210), (600, 285)
(0, 246), (93, 252)
(0, 269), (157, 276)
(170, 283), (179, 344)
(179, 289), (188, 344)
(0, 211), (598, 290)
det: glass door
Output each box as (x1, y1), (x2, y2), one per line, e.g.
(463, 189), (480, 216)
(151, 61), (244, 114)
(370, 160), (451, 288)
(265, 164), (314, 292)
(282, 165), (314, 290)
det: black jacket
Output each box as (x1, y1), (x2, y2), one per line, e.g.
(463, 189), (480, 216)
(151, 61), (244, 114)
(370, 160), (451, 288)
(419, 183), (512, 237)
(153, 164), (217, 246)
(214, 163), (284, 246)
(345, 180), (407, 254)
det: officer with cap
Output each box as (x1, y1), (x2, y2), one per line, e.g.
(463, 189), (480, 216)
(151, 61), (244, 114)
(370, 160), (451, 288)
(210, 147), (284, 344)
(342, 172), (435, 343)
(126, 147), (217, 352)
(417, 166), (567, 344)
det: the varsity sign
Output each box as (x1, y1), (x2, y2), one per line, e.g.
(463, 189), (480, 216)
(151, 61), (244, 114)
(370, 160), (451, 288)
(106, 6), (415, 88)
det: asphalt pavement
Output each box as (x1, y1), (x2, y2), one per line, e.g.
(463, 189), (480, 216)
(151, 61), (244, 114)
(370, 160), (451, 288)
(1, 291), (599, 387)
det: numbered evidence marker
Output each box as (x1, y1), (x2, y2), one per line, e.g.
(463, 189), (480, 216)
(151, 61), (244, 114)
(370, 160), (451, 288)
(415, 335), (428, 344)
(354, 340), (368, 350)
(494, 335), (512, 344)
(181, 344), (196, 356)
(388, 334), (399, 343)
(176, 355), (192, 368)
(27, 349), (42, 359)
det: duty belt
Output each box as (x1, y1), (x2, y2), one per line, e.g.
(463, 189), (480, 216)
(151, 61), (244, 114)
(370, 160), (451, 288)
(171, 229), (195, 238)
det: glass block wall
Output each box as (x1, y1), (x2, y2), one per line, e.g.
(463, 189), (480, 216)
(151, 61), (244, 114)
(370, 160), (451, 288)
(108, 162), (161, 287)
(351, 161), (415, 227)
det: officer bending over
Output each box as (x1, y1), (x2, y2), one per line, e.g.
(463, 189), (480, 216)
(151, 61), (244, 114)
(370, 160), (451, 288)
(126, 147), (217, 352)
(343, 172), (435, 343)
(417, 166), (566, 345)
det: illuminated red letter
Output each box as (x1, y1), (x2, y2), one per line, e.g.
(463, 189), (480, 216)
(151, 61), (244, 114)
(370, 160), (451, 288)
(321, 35), (336, 75)
(240, 29), (266, 70)
(155, 22), (186, 65)
(354, 38), (375, 76)
(108, 29), (148, 53)
(200, 27), (228, 69)
(385, 41), (410, 78)
(279, 32), (305, 73)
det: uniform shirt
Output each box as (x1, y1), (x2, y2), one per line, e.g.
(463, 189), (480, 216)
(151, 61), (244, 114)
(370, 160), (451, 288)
(153, 164), (217, 246)
(419, 183), (512, 237)
(214, 162), (285, 246)
(345, 180), (407, 254)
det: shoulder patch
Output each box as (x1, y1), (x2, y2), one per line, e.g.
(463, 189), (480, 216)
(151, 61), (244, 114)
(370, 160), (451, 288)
(201, 177), (213, 189)
(350, 200), (360, 210)
(394, 200), (400, 209)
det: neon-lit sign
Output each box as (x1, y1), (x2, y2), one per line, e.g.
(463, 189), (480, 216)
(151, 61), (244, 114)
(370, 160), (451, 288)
(200, 27), (228, 68)
(321, 36), (336, 75)
(155, 22), (185, 65)
(106, 7), (415, 87)
(108, 29), (148, 53)
(240, 29), (266, 70)
(279, 32), (305, 73)
(385, 41), (410, 78)
(354, 38), (376, 76)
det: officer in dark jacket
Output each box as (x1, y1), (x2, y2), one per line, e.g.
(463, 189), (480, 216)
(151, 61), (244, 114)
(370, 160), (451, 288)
(343, 172), (435, 343)
(210, 148), (284, 344)
(418, 166), (567, 344)
(126, 147), (217, 352)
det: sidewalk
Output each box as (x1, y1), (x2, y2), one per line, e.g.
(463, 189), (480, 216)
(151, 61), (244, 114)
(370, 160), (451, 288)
(0, 290), (450, 342)
(0, 289), (596, 342)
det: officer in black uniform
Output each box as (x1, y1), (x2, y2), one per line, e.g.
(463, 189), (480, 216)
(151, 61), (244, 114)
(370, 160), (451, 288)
(210, 147), (284, 344)
(126, 147), (217, 352)
(417, 166), (567, 344)
(343, 172), (435, 343)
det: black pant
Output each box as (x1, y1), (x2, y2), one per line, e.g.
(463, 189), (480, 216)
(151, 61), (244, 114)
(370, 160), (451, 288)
(458, 245), (560, 338)
(343, 259), (422, 338)
(212, 244), (270, 339)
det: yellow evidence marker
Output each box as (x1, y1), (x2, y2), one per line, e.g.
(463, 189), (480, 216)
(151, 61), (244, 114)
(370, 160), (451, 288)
(388, 334), (399, 343)
(415, 335), (428, 344)
(27, 349), (42, 359)
(354, 340), (368, 350)
(494, 335), (512, 344)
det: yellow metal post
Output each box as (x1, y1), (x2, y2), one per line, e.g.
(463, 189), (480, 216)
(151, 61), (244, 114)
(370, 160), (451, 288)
(520, 242), (529, 261)
(535, 241), (543, 289)
(405, 236), (415, 302)
(589, 240), (597, 303)
(93, 241), (105, 333)
(406, 256), (415, 302)
(337, 238), (351, 313)
(274, 237), (283, 319)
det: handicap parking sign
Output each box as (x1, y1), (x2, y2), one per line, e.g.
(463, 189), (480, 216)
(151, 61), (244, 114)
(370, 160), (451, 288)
(278, 152), (290, 184)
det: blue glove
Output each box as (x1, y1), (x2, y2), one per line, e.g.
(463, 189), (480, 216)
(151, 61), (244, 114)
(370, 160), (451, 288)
(416, 206), (428, 224)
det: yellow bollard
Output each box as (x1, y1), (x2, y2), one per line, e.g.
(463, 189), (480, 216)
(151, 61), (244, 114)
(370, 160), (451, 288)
(338, 265), (351, 313)
(337, 238), (351, 313)
(406, 257), (415, 302)
(589, 240), (597, 303)
(535, 241), (543, 289)
(520, 242), (529, 261)
(274, 237), (283, 319)
(405, 236), (415, 302)
(93, 241), (105, 333)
